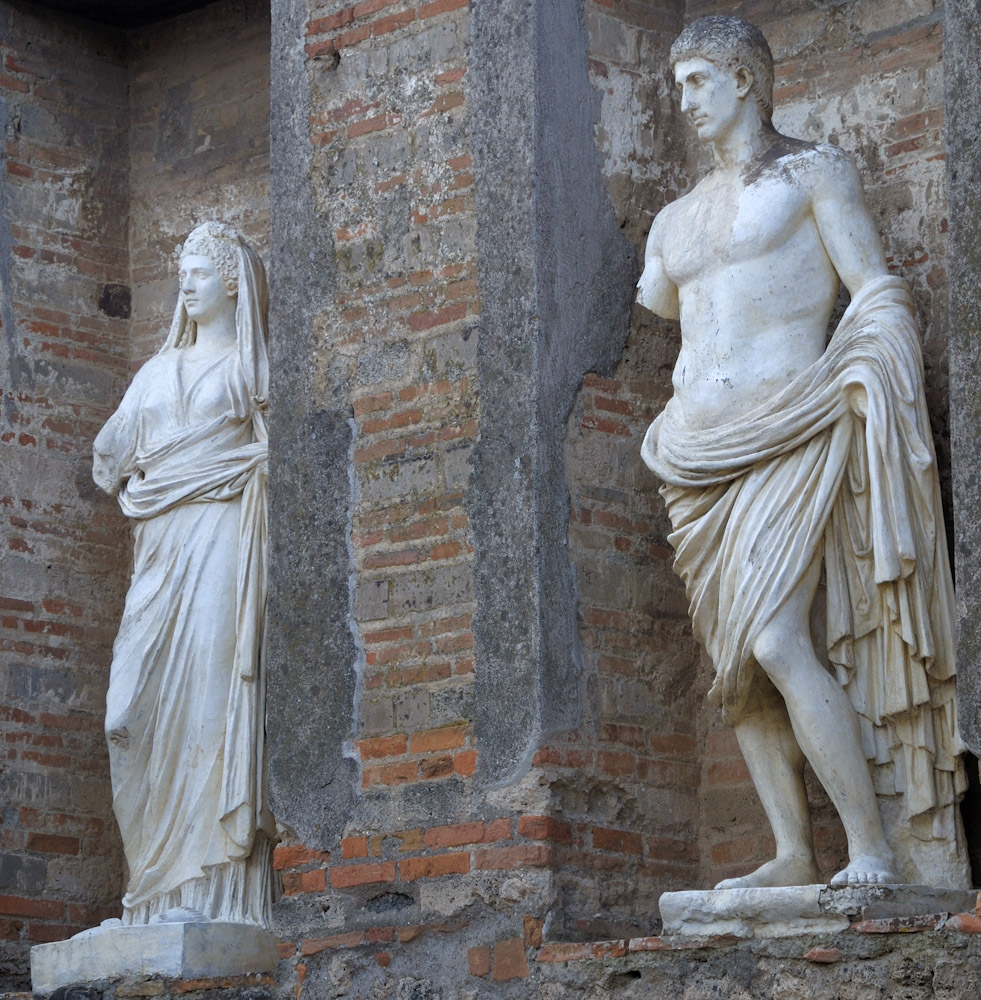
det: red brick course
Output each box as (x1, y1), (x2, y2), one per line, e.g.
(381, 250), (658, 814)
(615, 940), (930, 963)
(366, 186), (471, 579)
(491, 938), (530, 981)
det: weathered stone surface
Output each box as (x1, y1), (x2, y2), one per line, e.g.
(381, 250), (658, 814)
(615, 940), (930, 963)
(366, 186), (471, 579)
(660, 886), (850, 938)
(265, 0), (360, 849)
(819, 884), (979, 921)
(467, 0), (634, 784)
(536, 928), (981, 998)
(30, 923), (278, 995)
(945, 0), (981, 755)
(660, 884), (979, 939)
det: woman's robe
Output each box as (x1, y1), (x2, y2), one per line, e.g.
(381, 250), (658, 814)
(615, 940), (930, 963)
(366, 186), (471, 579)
(93, 344), (272, 926)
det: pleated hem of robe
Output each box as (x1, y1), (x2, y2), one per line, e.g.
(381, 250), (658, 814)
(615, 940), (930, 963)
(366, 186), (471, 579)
(121, 833), (275, 927)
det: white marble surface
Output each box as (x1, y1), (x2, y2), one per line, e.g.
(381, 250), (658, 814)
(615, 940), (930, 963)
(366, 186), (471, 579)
(659, 884), (980, 939)
(30, 921), (278, 994)
(660, 885), (849, 938)
(639, 16), (965, 888)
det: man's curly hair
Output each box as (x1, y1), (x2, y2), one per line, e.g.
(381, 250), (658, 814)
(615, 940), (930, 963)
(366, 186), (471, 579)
(670, 16), (775, 123)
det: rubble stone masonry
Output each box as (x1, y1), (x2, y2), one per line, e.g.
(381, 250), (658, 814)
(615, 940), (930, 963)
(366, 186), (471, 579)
(0, 7), (130, 983)
(0, 0), (977, 996)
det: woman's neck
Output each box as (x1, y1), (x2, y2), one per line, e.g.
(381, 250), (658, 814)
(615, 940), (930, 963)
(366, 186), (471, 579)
(189, 314), (237, 354)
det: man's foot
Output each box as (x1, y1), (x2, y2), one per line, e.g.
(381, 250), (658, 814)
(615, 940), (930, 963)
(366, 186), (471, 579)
(714, 856), (823, 889)
(830, 853), (896, 887)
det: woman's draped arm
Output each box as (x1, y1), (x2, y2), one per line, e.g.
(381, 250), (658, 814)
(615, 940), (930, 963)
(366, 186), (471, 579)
(93, 379), (143, 496)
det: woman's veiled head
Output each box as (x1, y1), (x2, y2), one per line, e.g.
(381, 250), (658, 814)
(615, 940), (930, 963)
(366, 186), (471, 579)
(180, 221), (241, 294)
(164, 221), (270, 402)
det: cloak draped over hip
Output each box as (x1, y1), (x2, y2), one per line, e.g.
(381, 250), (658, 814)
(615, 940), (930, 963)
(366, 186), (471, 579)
(642, 276), (964, 837)
(93, 347), (272, 925)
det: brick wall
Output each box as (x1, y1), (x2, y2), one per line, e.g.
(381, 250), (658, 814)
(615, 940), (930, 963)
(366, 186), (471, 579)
(303, 0), (481, 830)
(269, 0), (635, 988)
(535, 0), (703, 941)
(128, 0), (270, 366)
(0, 8), (130, 986)
(0, 0), (966, 995)
(272, 0), (496, 987)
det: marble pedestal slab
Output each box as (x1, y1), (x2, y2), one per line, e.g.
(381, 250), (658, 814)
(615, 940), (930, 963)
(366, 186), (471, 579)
(659, 884), (980, 939)
(30, 921), (279, 995)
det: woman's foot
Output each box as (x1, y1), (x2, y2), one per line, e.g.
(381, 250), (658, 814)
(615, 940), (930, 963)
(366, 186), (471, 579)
(150, 906), (209, 923)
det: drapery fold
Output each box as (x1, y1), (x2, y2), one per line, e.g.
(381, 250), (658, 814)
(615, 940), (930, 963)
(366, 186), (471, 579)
(642, 275), (964, 833)
(95, 347), (271, 924)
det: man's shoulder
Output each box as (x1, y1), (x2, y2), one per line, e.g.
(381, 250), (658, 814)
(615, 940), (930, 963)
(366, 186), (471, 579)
(771, 139), (859, 189)
(650, 187), (699, 239)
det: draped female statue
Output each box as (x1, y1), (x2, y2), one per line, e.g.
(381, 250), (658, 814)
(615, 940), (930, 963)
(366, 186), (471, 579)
(93, 222), (275, 927)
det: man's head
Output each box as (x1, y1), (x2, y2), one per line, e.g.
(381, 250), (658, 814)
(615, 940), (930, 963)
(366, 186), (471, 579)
(670, 16), (774, 124)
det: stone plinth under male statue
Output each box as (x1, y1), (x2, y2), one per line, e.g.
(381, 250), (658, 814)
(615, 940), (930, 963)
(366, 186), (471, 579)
(638, 16), (968, 893)
(31, 223), (277, 994)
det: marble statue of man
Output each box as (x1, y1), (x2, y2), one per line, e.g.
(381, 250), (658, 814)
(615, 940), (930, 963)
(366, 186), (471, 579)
(93, 222), (275, 927)
(638, 16), (967, 888)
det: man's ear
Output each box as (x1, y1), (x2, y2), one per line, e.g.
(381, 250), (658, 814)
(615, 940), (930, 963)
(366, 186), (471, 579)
(734, 65), (753, 99)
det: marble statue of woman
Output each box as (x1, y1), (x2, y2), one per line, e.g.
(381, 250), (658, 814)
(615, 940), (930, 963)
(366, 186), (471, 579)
(93, 222), (275, 928)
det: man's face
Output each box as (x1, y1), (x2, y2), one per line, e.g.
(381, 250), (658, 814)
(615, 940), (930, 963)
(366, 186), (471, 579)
(674, 57), (744, 143)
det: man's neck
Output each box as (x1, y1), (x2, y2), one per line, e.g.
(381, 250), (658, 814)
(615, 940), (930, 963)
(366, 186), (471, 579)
(710, 112), (771, 171)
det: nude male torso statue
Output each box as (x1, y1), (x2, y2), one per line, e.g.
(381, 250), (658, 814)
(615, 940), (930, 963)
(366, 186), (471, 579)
(642, 137), (883, 430)
(635, 17), (966, 889)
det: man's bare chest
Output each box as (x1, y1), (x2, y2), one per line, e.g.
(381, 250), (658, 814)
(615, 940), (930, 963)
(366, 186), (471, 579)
(661, 175), (813, 286)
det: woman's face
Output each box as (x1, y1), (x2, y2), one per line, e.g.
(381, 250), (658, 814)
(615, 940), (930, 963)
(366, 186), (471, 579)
(179, 254), (235, 325)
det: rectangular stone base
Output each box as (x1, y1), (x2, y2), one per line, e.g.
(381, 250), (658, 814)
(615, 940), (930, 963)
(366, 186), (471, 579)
(29, 921), (279, 995)
(658, 884), (980, 938)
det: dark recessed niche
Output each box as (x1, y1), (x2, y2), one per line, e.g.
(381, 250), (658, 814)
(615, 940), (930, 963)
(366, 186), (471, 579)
(25, 0), (217, 28)
(98, 283), (131, 319)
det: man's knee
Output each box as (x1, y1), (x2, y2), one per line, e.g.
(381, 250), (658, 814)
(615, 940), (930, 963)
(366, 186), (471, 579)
(752, 624), (797, 685)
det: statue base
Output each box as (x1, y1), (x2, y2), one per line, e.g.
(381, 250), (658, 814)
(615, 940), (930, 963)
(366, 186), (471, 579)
(29, 921), (278, 995)
(659, 884), (980, 938)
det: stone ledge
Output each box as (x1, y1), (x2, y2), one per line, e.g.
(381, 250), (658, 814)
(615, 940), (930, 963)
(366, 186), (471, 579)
(0, 973), (275, 1000)
(658, 884), (980, 938)
(29, 923), (279, 996)
(536, 888), (981, 965)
